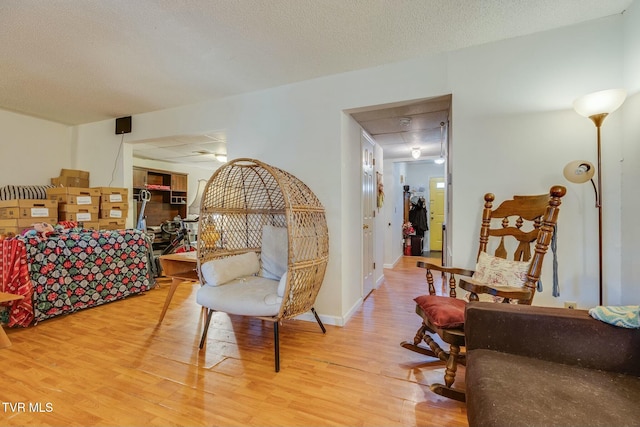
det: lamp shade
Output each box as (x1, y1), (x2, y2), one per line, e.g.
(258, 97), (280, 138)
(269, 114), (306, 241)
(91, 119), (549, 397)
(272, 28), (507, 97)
(573, 89), (627, 118)
(563, 160), (595, 184)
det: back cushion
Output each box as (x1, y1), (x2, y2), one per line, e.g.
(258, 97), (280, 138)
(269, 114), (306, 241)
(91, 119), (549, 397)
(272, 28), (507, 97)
(260, 225), (288, 280)
(201, 251), (260, 287)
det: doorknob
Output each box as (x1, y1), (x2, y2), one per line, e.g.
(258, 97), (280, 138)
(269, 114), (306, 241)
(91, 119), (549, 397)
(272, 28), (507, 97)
(363, 224), (369, 229)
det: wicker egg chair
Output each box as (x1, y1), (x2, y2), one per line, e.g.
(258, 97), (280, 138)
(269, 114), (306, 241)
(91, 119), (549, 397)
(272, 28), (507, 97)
(196, 158), (329, 371)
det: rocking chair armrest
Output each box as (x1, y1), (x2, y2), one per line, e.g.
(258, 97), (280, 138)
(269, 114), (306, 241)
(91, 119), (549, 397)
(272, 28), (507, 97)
(465, 303), (640, 376)
(459, 278), (532, 301)
(416, 261), (474, 278)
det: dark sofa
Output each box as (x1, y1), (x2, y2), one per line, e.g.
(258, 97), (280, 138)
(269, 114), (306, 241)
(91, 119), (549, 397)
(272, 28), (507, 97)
(465, 302), (640, 427)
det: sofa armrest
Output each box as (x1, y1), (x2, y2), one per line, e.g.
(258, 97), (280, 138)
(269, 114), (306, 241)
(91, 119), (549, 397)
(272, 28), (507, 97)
(465, 302), (640, 376)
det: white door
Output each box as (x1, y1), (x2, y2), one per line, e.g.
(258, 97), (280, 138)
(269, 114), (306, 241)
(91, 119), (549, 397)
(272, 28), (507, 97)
(362, 132), (375, 299)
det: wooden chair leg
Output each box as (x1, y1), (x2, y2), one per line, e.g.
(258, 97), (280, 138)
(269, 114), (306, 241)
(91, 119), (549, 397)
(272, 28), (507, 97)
(274, 321), (280, 372)
(0, 325), (13, 349)
(199, 309), (214, 349)
(311, 307), (326, 333)
(430, 343), (466, 402)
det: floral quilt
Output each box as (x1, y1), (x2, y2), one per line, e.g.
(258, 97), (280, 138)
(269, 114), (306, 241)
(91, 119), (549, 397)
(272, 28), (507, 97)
(1, 228), (151, 325)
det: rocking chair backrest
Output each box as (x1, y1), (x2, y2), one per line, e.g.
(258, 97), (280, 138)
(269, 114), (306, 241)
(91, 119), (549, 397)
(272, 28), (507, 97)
(197, 158), (329, 320)
(477, 185), (566, 304)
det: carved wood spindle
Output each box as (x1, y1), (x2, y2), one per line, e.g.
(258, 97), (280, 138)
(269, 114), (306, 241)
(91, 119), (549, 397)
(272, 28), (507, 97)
(444, 344), (461, 387)
(426, 269), (436, 295)
(449, 274), (457, 298)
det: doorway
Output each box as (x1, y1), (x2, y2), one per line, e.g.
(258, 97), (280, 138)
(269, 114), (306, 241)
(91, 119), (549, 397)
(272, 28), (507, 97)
(348, 95), (452, 287)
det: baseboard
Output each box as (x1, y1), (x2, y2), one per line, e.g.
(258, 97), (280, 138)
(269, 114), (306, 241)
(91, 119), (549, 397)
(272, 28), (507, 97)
(294, 311), (345, 327)
(383, 254), (402, 269)
(375, 274), (385, 289)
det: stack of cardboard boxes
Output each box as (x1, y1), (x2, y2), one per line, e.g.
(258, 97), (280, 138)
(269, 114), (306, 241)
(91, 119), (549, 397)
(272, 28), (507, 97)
(96, 187), (129, 230)
(0, 199), (58, 235)
(0, 169), (131, 235)
(47, 187), (101, 228)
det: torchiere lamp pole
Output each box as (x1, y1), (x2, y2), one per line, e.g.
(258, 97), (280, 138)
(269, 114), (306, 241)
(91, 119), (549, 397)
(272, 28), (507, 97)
(564, 88), (626, 306)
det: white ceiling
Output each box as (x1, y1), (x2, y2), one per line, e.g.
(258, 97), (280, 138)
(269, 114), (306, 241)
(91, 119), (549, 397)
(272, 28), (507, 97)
(0, 0), (631, 165)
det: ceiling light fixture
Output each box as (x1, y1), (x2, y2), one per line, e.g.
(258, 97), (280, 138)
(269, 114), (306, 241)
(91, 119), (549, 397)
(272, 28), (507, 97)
(400, 117), (412, 127)
(434, 122), (446, 164)
(411, 148), (421, 159)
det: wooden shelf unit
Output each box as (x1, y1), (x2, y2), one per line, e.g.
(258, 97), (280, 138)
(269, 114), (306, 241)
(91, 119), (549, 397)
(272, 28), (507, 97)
(133, 167), (188, 227)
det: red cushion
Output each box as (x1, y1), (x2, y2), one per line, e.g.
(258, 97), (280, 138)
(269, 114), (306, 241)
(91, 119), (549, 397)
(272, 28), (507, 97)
(414, 295), (467, 329)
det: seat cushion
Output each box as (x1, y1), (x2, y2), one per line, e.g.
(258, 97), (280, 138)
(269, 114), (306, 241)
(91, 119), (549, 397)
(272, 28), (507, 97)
(196, 275), (281, 317)
(466, 349), (640, 427)
(414, 294), (466, 328)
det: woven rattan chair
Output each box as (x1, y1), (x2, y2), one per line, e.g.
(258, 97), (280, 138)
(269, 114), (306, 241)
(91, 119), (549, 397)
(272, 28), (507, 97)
(196, 158), (329, 371)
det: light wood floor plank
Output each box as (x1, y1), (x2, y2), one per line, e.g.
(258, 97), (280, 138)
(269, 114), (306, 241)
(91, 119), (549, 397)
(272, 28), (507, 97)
(0, 255), (467, 426)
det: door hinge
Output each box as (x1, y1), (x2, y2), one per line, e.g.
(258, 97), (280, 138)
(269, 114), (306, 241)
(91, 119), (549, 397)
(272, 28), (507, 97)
(373, 262), (376, 269)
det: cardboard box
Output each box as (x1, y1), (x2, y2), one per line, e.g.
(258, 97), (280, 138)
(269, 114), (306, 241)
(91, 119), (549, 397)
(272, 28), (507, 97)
(99, 202), (129, 219)
(47, 187), (100, 205)
(95, 187), (129, 203)
(0, 199), (58, 219)
(60, 169), (90, 180)
(0, 218), (58, 235)
(98, 219), (126, 230)
(51, 176), (90, 188)
(58, 204), (99, 222)
(80, 221), (100, 230)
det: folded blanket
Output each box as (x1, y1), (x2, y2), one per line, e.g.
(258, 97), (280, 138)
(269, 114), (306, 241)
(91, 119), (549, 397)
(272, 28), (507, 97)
(588, 305), (640, 329)
(0, 239), (34, 327)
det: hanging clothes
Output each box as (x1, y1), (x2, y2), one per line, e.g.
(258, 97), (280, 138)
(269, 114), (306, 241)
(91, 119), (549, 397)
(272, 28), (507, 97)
(412, 198), (429, 237)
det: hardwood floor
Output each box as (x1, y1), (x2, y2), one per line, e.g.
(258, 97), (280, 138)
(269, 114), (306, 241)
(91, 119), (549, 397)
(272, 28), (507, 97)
(0, 256), (467, 426)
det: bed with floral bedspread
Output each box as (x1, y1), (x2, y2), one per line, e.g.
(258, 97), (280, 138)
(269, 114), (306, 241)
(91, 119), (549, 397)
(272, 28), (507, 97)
(0, 228), (152, 326)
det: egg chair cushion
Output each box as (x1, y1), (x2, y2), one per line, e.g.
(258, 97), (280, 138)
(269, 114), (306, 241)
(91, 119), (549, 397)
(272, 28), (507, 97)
(201, 251), (260, 287)
(196, 275), (281, 317)
(260, 225), (288, 280)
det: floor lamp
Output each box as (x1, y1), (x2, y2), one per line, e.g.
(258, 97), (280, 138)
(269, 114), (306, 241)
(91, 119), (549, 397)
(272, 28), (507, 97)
(563, 88), (626, 306)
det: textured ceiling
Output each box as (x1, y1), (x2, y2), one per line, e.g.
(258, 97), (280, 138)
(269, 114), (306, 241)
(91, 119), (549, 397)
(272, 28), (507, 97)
(0, 0), (631, 127)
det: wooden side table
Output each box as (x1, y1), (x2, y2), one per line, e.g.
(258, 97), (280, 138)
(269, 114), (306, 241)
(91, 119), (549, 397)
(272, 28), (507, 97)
(158, 251), (199, 323)
(0, 292), (24, 349)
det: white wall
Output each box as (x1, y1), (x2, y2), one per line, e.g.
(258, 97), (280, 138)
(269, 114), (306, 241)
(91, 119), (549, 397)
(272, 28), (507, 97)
(383, 160), (406, 268)
(621, 1), (640, 304)
(447, 15), (625, 308)
(0, 109), (71, 185)
(63, 9), (637, 321)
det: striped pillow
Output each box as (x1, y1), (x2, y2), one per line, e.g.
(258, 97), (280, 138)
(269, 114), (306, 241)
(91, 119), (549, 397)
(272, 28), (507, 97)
(0, 185), (56, 200)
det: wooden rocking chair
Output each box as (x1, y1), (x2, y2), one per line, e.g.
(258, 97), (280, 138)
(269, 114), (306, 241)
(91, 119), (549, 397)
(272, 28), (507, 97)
(400, 185), (566, 401)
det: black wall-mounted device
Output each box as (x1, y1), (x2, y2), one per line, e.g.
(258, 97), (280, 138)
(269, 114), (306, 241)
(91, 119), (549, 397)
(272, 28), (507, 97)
(115, 116), (132, 135)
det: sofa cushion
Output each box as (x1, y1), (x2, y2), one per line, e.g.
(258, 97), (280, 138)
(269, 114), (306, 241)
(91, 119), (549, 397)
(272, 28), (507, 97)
(466, 349), (640, 427)
(415, 294), (466, 329)
(196, 275), (280, 317)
